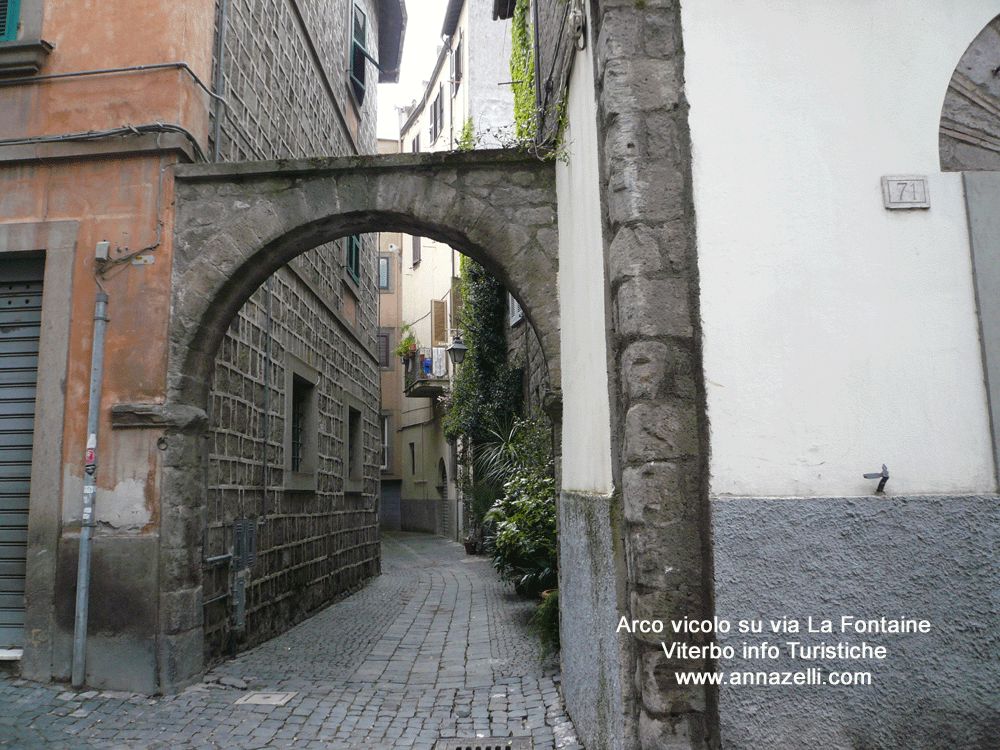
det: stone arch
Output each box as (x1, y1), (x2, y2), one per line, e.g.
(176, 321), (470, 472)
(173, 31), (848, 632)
(171, 149), (559, 408)
(151, 149), (559, 688)
(940, 14), (1000, 171)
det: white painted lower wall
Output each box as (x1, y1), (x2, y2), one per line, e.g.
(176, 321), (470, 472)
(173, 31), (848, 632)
(682, 1), (1000, 497)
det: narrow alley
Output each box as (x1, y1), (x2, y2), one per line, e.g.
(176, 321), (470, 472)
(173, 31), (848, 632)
(0, 534), (581, 750)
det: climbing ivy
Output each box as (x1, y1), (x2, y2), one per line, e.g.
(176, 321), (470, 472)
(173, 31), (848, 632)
(510, 0), (536, 141)
(444, 257), (522, 443)
(457, 117), (476, 151)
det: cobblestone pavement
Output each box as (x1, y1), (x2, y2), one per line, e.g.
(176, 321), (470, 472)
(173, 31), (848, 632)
(0, 533), (583, 750)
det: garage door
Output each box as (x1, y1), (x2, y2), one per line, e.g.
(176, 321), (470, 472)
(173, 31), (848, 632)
(0, 258), (43, 649)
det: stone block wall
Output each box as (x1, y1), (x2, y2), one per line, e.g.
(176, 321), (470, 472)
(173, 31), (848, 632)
(199, 0), (381, 661)
(210, 0), (377, 160)
(506, 300), (550, 416)
(592, 1), (713, 748)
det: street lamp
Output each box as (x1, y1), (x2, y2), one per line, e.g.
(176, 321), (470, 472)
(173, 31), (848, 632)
(446, 334), (468, 366)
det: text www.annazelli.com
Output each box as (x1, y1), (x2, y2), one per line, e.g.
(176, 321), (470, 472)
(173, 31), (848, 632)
(675, 669), (872, 686)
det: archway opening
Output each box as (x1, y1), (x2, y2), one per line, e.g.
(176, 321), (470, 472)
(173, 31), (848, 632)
(168, 150), (560, 671)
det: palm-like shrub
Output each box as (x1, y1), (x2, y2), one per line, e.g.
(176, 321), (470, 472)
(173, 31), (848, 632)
(482, 418), (557, 597)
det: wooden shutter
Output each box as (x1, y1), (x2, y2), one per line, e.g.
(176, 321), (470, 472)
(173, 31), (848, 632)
(432, 300), (447, 346)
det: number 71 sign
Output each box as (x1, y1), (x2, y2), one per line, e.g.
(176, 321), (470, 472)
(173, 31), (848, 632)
(881, 175), (930, 209)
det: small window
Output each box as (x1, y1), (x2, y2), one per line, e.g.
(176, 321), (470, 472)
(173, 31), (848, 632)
(346, 235), (361, 283)
(347, 406), (361, 481)
(411, 133), (420, 153)
(412, 236), (421, 266)
(343, 391), (366, 494)
(290, 377), (309, 471)
(379, 256), (390, 290)
(409, 442), (416, 475)
(451, 35), (463, 97)
(377, 329), (391, 368)
(380, 415), (391, 472)
(284, 356), (319, 492)
(350, 4), (369, 104)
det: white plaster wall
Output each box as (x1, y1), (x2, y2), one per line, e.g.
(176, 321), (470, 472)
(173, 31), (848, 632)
(682, 2), (1000, 497)
(467, 0), (515, 146)
(557, 33), (613, 495)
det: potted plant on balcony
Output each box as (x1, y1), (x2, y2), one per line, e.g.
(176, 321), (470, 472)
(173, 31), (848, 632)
(394, 323), (417, 363)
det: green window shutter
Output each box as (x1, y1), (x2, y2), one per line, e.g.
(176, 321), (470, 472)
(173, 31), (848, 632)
(347, 235), (361, 283)
(350, 5), (367, 103)
(1, 0), (21, 42)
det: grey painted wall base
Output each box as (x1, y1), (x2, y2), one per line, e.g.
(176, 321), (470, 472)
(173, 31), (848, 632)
(559, 491), (630, 750)
(712, 495), (1000, 750)
(381, 481), (402, 532)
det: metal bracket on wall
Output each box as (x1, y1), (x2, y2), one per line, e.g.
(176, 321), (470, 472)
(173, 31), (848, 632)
(863, 464), (889, 493)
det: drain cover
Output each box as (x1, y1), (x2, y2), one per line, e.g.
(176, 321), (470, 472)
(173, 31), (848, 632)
(233, 691), (297, 706)
(433, 739), (532, 750)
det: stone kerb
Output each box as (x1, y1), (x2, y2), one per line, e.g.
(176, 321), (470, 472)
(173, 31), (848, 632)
(171, 149), (560, 408)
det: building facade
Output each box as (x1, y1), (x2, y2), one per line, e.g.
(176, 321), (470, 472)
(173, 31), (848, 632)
(376, 137), (405, 532)
(0, 0), (402, 692)
(514, 0), (1000, 748)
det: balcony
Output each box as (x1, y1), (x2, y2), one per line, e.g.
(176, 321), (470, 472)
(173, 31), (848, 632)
(403, 347), (450, 398)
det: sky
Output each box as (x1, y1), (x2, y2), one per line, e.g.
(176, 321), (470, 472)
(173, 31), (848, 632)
(377, 0), (451, 141)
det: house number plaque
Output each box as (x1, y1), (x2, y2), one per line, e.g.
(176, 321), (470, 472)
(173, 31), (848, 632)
(881, 175), (930, 209)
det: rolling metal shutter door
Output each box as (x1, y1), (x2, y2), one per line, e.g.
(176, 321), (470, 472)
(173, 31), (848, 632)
(0, 259), (43, 648)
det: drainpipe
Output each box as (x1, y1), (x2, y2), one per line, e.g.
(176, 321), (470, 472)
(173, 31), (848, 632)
(212, 0), (230, 161)
(72, 291), (109, 688)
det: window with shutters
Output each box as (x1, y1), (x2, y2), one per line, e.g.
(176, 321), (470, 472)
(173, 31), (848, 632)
(430, 87), (444, 142)
(412, 235), (421, 266)
(0, 0), (52, 76)
(346, 235), (361, 283)
(377, 328), (392, 368)
(0, 0), (20, 42)
(451, 34), (463, 97)
(432, 299), (448, 347)
(349, 4), (369, 104)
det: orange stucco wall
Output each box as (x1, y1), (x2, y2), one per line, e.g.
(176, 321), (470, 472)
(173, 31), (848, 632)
(1, 0), (215, 532)
(0, 155), (177, 528)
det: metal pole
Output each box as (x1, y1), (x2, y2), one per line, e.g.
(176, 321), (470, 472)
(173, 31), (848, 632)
(71, 291), (109, 688)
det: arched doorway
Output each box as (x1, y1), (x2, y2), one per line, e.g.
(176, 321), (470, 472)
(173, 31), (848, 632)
(152, 148), (560, 686)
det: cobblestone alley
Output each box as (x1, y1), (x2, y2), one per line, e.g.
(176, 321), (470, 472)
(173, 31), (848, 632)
(0, 533), (581, 750)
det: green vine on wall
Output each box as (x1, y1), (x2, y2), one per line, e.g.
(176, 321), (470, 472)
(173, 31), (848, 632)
(444, 257), (522, 443)
(510, 0), (536, 142)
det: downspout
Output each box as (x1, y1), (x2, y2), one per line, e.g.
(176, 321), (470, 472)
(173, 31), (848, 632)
(262, 276), (272, 516)
(212, 0), (230, 162)
(71, 291), (109, 688)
